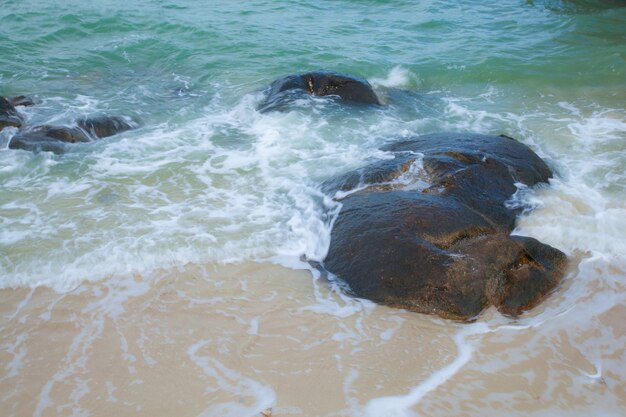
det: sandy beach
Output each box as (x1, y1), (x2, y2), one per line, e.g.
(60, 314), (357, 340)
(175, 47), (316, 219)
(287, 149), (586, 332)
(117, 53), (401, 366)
(1, 259), (624, 417)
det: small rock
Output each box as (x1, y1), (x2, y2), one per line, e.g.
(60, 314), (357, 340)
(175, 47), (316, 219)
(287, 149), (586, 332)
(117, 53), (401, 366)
(0, 96), (23, 131)
(9, 115), (137, 154)
(77, 115), (136, 139)
(8, 95), (36, 107)
(8, 125), (90, 154)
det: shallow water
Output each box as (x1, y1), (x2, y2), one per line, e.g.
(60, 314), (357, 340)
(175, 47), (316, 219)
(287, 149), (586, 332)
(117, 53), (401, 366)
(1, 0), (625, 416)
(1, 260), (624, 417)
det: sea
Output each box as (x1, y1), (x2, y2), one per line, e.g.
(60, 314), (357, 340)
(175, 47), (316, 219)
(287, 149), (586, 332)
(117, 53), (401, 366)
(1, 0), (625, 416)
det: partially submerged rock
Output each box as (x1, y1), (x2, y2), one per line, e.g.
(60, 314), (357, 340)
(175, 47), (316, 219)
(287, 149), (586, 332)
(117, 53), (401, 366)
(323, 133), (566, 320)
(8, 95), (35, 107)
(8, 125), (91, 153)
(8, 116), (136, 154)
(259, 71), (382, 111)
(3, 93), (136, 153)
(77, 115), (135, 139)
(1, 96), (23, 131)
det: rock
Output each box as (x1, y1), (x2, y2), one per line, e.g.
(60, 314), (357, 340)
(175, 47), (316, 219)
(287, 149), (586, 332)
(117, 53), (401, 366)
(8, 95), (36, 107)
(1, 96), (23, 131)
(483, 235), (566, 317)
(323, 133), (566, 320)
(259, 71), (382, 111)
(387, 133), (553, 229)
(77, 115), (136, 138)
(8, 125), (91, 154)
(8, 115), (136, 154)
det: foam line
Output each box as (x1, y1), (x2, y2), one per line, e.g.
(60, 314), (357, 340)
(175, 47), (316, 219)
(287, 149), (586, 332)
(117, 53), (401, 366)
(362, 323), (489, 417)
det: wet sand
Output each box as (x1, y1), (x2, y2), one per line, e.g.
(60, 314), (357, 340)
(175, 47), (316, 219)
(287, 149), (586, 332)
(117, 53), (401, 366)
(1, 259), (624, 417)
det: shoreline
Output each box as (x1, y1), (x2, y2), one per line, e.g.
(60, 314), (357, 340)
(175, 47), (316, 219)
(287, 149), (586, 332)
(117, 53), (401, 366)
(1, 258), (624, 416)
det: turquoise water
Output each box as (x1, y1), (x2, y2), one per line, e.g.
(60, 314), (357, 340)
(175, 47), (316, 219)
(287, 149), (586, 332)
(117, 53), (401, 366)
(1, 1), (626, 416)
(1, 0), (625, 288)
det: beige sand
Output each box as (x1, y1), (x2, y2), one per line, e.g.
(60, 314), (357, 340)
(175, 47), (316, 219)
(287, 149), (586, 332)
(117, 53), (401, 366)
(1, 259), (624, 417)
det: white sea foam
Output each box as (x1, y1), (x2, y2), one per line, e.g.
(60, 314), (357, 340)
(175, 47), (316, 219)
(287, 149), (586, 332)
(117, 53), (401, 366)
(1, 82), (625, 307)
(363, 323), (489, 417)
(379, 316), (405, 342)
(32, 275), (151, 416)
(370, 66), (417, 89)
(566, 110), (626, 144)
(188, 340), (276, 417)
(0, 83), (391, 289)
(513, 106), (626, 259)
(1, 333), (28, 379)
(298, 267), (376, 319)
(0, 126), (19, 149)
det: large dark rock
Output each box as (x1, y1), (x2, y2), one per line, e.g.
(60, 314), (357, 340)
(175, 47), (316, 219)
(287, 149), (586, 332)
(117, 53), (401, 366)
(8, 116), (136, 154)
(323, 132), (566, 321)
(259, 71), (382, 112)
(1, 96), (23, 131)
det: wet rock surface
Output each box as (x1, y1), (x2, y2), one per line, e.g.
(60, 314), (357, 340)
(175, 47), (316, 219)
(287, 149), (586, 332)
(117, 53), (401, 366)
(7, 114), (136, 154)
(0, 96), (24, 131)
(8, 125), (91, 154)
(323, 132), (566, 320)
(8, 95), (36, 107)
(77, 115), (135, 139)
(259, 71), (382, 111)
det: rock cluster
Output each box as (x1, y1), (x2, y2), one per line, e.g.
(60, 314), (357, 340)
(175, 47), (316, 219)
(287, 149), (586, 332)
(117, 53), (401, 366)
(1, 95), (136, 154)
(323, 133), (566, 320)
(2, 72), (566, 320)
